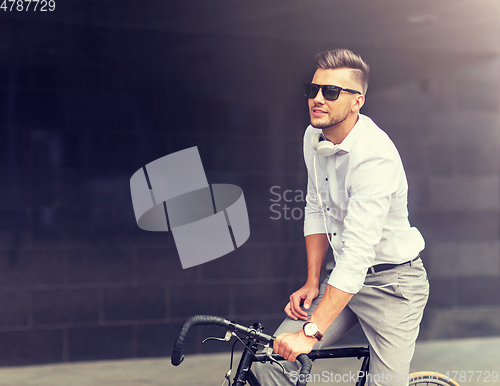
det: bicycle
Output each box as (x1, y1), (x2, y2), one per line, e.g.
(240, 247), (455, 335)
(171, 315), (460, 386)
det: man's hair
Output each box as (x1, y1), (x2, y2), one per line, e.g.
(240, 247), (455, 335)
(314, 49), (370, 95)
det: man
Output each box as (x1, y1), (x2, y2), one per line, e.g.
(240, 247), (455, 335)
(254, 49), (429, 385)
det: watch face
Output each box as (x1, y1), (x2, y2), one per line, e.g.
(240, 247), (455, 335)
(304, 322), (318, 336)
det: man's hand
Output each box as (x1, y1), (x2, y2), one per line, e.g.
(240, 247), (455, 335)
(274, 331), (316, 362)
(284, 284), (319, 321)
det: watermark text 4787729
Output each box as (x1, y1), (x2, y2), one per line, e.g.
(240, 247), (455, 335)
(1, 0), (55, 11)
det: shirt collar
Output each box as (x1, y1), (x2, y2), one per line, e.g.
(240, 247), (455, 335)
(335, 114), (369, 154)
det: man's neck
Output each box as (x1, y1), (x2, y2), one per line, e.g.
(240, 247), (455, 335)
(322, 114), (359, 145)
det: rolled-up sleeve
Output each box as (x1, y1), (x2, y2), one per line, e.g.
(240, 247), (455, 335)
(304, 172), (329, 236)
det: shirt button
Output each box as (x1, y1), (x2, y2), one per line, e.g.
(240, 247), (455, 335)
(326, 207), (330, 211)
(325, 178), (328, 181)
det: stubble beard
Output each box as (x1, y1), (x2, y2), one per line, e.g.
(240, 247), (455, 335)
(309, 105), (350, 131)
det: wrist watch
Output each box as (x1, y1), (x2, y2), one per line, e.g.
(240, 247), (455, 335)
(302, 322), (323, 341)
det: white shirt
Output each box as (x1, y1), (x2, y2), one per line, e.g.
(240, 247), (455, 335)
(303, 114), (424, 294)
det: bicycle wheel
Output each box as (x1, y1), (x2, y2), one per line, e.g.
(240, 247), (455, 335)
(409, 371), (460, 386)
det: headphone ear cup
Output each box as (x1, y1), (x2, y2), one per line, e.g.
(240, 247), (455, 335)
(311, 133), (335, 157)
(311, 133), (321, 151)
(317, 142), (335, 157)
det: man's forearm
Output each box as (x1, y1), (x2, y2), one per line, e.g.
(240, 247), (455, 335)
(305, 235), (353, 333)
(285, 233), (331, 320)
(305, 233), (330, 286)
(309, 284), (353, 335)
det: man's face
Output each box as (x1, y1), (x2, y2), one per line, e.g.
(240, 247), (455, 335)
(308, 68), (362, 130)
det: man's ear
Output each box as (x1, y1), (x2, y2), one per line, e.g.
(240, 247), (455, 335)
(352, 94), (365, 112)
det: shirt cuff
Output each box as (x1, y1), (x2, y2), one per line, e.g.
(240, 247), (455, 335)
(304, 218), (327, 236)
(327, 266), (366, 294)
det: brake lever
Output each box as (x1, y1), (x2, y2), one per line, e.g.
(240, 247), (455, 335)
(264, 345), (286, 375)
(202, 330), (233, 344)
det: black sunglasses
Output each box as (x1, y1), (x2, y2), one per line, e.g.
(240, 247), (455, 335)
(303, 83), (361, 101)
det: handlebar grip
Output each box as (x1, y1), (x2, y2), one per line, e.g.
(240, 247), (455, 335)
(171, 315), (232, 366)
(296, 354), (313, 386)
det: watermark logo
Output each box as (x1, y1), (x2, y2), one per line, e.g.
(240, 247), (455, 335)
(269, 185), (401, 222)
(130, 147), (250, 269)
(269, 186), (306, 221)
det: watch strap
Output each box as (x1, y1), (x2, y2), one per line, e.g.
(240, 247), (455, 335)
(312, 330), (323, 341)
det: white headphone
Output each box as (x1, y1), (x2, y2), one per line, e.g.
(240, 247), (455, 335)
(311, 133), (337, 157)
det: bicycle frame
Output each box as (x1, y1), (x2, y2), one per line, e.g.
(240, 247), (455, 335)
(234, 331), (371, 386)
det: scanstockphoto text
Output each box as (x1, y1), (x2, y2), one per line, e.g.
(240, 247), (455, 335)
(289, 370), (411, 384)
(269, 185), (402, 221)
(289, 370), (499, 384)
(269, 186), (308, 221)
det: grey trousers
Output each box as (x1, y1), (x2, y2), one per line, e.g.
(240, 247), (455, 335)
(253, 258), (429, 386)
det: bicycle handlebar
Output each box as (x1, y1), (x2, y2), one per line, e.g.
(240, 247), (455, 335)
(171, 315), (233, 366)
(295, 354), (313, 386)
(171, 314), (313, 386)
